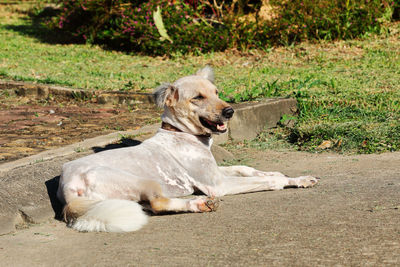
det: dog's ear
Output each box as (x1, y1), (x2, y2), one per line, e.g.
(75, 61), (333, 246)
(153, 83), (179, 108)
(196, 66), (214, 83)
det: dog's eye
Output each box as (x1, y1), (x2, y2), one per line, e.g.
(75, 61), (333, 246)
(215, 90), (218, 95)
(193, 95), (204, 100)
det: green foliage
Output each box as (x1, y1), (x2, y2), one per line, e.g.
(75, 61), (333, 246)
(247, 76), (400, 154)
(221, 70), (400, 154)
(223, 78), (281, 102)
(289, 120), (400, 153)
(42, 0), (397, 55)
(46, 0), (230, 55)
(267, 0), (396, 44)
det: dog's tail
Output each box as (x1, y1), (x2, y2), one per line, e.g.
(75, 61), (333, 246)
(63, 197), (147, 232)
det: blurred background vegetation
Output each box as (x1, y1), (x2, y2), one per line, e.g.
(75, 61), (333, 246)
(36, 0), (400, 55)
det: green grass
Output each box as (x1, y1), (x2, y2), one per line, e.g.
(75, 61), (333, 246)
(0, 4), (399, 154)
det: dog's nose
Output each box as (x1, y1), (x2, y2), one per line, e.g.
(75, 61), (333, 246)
(222, 107), (234, 118)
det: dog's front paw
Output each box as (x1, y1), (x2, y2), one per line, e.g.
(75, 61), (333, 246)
(291, 176), (320, 188)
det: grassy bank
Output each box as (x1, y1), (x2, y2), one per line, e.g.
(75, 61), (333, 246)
(0, 4), (399, 153)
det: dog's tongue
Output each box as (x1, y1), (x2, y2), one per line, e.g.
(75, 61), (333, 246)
(217, 122), (226, 131)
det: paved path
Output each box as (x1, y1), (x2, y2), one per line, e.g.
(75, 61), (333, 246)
(0, 148), (399, 266)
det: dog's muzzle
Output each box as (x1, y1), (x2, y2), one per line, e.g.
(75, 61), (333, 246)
(222, 107), (234, 119)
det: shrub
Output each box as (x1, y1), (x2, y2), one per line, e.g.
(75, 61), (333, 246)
(47, 0), (230, 55)
(44, 0), (397, 55)
(392, 0), (400, 20)
(266, 0), (395, 45)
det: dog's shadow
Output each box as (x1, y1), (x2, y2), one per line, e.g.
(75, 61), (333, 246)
(92, 138), (142, 153)
(45, 138), (142, 220)
(45, 176), (63, 220)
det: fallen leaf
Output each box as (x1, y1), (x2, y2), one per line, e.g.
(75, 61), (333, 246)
(317, 140), (332, 149)
(336, 139), (342, 147)
(361, 140), (368, 147)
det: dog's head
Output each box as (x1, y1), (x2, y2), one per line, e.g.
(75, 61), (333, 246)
(154, 66), (234, 136)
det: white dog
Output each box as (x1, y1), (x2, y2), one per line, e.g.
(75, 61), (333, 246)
(57, 67), (319, 232)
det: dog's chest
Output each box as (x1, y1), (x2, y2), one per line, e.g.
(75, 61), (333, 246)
(146, 130), (220, 184)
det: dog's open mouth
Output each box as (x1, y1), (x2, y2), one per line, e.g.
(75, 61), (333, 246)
(199, 117), (227, 133)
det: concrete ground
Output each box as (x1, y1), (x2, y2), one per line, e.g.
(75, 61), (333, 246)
(0, 148), (399, 266)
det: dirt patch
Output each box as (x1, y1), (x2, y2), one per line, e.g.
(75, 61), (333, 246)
(0, 92), (161, 163)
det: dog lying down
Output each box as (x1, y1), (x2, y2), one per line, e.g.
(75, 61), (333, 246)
(57, 66), (319, 232)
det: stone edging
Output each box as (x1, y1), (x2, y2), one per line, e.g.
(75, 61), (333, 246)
(0, 80), (154, 105)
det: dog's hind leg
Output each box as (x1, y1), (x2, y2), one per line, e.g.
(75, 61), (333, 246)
(137, 180), (219, 214)
(137, 180), (217, 213)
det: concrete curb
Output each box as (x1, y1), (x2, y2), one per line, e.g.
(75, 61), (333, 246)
(0, 97), (297, 235)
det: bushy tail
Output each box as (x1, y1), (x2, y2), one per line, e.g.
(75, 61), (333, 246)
(63, 198), (147, 232)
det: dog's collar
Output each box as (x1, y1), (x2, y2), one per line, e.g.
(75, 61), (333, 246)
(161, 122), (182, 133)
(161, 122), (211, 138)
